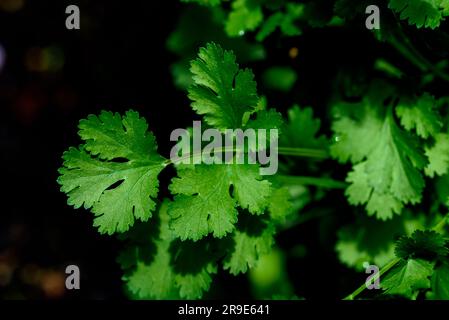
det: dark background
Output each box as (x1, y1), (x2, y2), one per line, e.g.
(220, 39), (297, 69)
(0, 0), (187, 299)
(0, 0), (419, 299)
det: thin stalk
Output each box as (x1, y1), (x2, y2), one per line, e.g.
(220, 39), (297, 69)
(433, 215), (448, 234)
(164, 146), (329, 166)
(387, 23), (449, 83)
(277, 175), (347, 189)
(278, 147), (329, 159)
(344, 258), (401, 300)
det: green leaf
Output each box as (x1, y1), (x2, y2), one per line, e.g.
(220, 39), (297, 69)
(382, 259), (433, 298)
(170, 43), (279, 242)
(396, 93), (442, 139)
(428, 264), (449, 299)
(58, 111), (166, 235)
(268, 187), (293, 223)
(125, 250), (179, 300)
(169, 164), (271, 241)
(331, 102), (383, 164)
(389, 0), (449, 29)
(344, 107), (426, 220)
(425, 133), (449, 177)
(282, 106), (327, 150)
(244, 108), (284, 150)
(256, 12), (284, 41)
(223, 213), (276, 275)
(262, 67), (298, 92)
(122, 202), (178, 299)
(122, 202), (218, 300)
(435, 174), (449, 205)
(279, 3), (304, 35)
(256, 3), (304, 41)
(170, 240), (219, 299)
(395, 230), (449, 260)
(189, 43), (259, 129)
(225, 0), (264, 37)
(244, 108), (284, 133)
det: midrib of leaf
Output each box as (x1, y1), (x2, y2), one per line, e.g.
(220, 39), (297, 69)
(394, 261), (413, 288)
(166, 146), (329, 166)
(387, 109), (424, 197)
(84, 129), (148, 160)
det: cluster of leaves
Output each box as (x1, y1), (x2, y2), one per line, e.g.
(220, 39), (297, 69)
(58, 0), (449, 299)
(383, 228), (449, 299)
(182, 0), (309, 40)
(331, 83), (449, 220)
(58, 42), (316, 299)
(185, 0), (449, 32)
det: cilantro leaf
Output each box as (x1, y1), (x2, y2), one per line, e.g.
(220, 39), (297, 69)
(428, 264), (449, 299)
(125, 251), (179, 300)
(122, 202), (218, 299)
(343, 107), (427, 219)
(382, 229), (449, 299)
(389, 0), (449, 29)
(169, 164), (271, 241)
(256, 3), (303, 41)
(189, 43), (259, 129)
(268, 186), (293, 224)
(282, 105), (327, 150)
(169, 43), (280, 242)
(425, 133), (449, 177)
(225, 0), (264, 37)
(256, 12), (284, 41)
(382, 259), (433, 298)
(170, 239), (218, 299)
(435, 174), (449, 206)
(395, 230), (449, 260)
(223, 213), (275, 275)
(396, 93), (442, 139)
(262, 67), (298, 92)
(244, 108), (284, 150)
(58, 111), (166, 235)
(122, 202), (178, 299)
(331, 102), (383, 164)
(244, 108), (283, 133)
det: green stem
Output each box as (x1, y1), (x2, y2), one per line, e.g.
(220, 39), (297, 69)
(387, 23), (449, 83)
(433, 215), (448, 233)
(278, 147), (329, 159)
(164, 146), (329, 166)
(344, 258), (401, 300)
(388, 34), (428, 73)
(277, 175), (347, 189)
